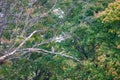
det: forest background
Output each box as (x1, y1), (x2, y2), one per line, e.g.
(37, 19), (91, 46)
(0, 0), (120, 80)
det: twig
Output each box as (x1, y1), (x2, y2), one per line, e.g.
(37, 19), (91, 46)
(28, 0), (58, 27)
(0, 30), (43, 61)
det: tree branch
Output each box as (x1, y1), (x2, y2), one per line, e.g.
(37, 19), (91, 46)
(18, 48), (81, 62)
(0, 30), (44, 62)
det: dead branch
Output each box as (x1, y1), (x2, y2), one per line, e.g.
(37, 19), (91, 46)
(0, 30), (44, 62)
(17, 48), (81, 62)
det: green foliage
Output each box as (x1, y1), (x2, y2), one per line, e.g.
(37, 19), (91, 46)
(101, 0), (120, 23)
(1, 0), (120, 80)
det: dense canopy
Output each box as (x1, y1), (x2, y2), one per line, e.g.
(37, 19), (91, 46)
(0, 0), (120, 80)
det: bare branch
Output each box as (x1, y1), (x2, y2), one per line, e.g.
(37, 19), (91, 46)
(28, 0), (58, 27)
(0, 30), (44, 61)
(18, 48), (81, 62)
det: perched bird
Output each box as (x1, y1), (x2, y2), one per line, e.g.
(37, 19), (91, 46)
(51, 46), (55, 54)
